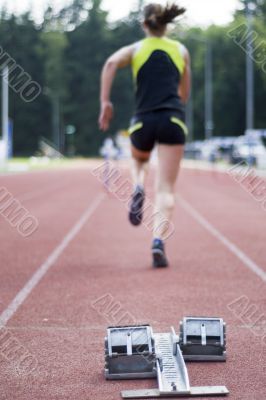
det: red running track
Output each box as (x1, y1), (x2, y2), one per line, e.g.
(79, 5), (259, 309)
(0, 162), (265, 400)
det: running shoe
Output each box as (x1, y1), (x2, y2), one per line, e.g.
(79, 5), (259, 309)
(152, 239), (169, 268)
(129, 186), (145, 226)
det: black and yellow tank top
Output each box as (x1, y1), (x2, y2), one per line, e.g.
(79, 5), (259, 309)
(131, 37), (186, 115)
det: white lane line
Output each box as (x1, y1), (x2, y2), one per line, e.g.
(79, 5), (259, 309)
(0, 193), (105, 328)
(178, 195), (266, 283)
(0, 169), (54, 178)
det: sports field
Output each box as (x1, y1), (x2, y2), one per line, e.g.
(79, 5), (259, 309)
(0, 160), (265, 400)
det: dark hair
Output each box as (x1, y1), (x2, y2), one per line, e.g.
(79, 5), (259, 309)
(144, 2), (186, 31)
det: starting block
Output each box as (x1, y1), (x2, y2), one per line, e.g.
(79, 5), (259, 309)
(105, 317), (228, 398)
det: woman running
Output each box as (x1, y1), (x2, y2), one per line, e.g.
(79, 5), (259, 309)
(99, 2), (191, 268)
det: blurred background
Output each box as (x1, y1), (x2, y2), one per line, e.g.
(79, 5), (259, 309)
(0, 0), (265, 169)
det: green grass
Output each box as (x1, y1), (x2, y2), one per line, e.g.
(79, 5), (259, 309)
(0, 157), (91, 173)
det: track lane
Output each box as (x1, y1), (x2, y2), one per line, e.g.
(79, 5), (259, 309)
(0, 169), (103, 314)
(178, 168), (266, 272)
(0, 165), (265, 400)
(0, 168), (89, 201)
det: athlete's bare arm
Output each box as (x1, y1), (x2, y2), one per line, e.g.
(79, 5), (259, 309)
(99, 44), (135, 131)
(179, 47), (191, 105)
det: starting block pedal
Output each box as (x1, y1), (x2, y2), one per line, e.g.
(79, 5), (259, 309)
(105, 317), (229, 398)
(105, 325), (157, 379)
(180, 317), (226, 361)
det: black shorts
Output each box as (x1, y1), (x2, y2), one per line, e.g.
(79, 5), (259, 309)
(129, 109), (188, 152)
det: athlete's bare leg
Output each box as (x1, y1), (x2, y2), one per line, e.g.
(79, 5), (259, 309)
(131, 145), (150, 187)
(154, 144), (184, 240)
(128, 145), (151, 226)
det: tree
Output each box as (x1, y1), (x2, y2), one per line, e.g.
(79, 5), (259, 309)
(41, 30), (68, 149)
(0, 13), (49, 156)
(236, 0), (266, 21)
(58, 0), (91, 29)
(64, 0), (109, 155)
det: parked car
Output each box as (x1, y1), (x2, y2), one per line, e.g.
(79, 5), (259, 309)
(229, 136), (266, 166)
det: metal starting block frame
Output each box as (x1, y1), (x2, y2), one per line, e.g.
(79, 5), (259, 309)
(105, 317), (228, 398)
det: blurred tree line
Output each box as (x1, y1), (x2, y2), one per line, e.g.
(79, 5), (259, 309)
(0, 0), (265, 156)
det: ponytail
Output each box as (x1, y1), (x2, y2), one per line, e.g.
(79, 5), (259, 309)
(144, 2), (186, 31)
